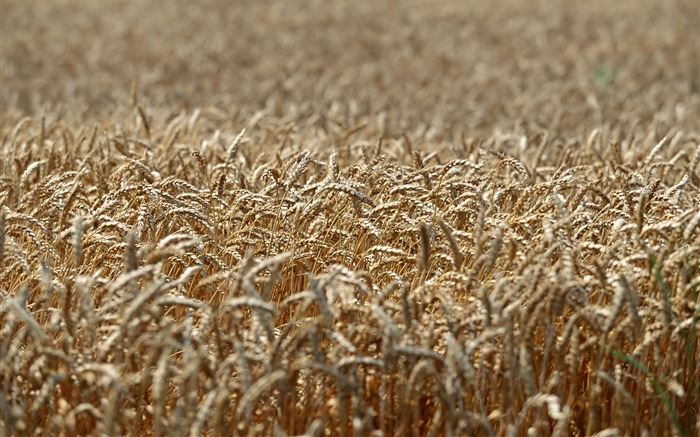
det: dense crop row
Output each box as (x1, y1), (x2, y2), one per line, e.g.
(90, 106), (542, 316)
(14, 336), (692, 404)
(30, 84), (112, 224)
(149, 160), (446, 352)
(1, 1), (698, 436)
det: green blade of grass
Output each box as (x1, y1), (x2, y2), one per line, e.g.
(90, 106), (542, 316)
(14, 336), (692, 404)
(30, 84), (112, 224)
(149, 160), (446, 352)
(605, 346), (686, 437)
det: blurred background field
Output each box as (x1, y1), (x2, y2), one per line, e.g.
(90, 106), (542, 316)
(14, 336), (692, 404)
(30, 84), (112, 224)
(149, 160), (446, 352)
(2, 0), (698, 139)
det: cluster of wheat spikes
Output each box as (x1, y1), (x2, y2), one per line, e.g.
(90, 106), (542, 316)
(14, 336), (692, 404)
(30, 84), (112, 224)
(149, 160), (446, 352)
(1, 107), (698, 436)
(2, 0), (699, 436)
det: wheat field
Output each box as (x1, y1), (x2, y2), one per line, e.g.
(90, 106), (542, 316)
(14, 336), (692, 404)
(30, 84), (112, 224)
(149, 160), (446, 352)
(1, 1), (699, 436)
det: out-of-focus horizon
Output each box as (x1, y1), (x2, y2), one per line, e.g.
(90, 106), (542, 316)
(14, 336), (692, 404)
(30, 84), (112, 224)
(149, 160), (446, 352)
(2, 0), (698, 140)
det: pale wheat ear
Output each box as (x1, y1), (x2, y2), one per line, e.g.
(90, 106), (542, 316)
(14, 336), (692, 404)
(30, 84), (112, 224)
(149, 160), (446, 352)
(124, 230), (138, 273)
(72, 215), (83, 268)
(416, 221), (431, 280)
(226, 128), (246, 167)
